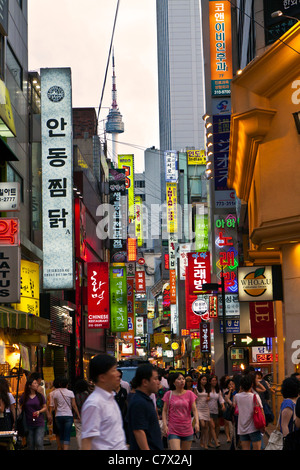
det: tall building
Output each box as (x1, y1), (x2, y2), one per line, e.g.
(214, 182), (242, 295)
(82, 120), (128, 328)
(105, 51), (124, 165)
(156, 0), (206, 152)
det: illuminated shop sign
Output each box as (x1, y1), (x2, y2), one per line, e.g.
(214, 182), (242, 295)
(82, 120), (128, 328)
(12, 260), (40, 316)
(164, 150), (178, 182)
(41, 68), (74, 289)
(187, 149), (206, 166)
(109, 169), (127, 263)
(87, 263), (110, 329)
(118, 154), (135, 222)
(110, 265), (128, 332)
(209, 0), (233, 96)
(214, 214), (238, 293)
(166, 183), (178, 234)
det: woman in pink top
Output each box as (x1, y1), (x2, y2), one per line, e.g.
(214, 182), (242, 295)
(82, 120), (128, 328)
(162, 373), (199, 450)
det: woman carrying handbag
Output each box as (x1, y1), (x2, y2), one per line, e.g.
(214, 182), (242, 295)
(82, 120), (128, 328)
(233, 374), (264, 450)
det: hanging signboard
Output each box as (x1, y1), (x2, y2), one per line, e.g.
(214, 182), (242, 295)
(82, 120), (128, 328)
(110, 265), (128, 332)
(187, 252), (211, 295)
(41, 67), (74, 290)
(87, 262), (110, 329)
(109, 168), (127, 263)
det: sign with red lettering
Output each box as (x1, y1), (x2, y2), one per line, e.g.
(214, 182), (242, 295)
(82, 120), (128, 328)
(0, 218), (19, 246)
(87, 262), (109, 328)
(249, 301), (275, 338)
(187, 252), (211, 295)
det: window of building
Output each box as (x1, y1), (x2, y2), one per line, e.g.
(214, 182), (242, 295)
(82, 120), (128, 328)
(6, 43), (23, 90)
(134, 180), (145, 188)
(6, 163), (24, 202)
(17, 0), (23, 10)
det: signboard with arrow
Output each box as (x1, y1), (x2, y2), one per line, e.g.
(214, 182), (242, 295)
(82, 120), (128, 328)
(233, 334), (267, 347)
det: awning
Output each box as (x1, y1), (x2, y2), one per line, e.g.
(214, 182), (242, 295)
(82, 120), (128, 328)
(0, 136), (18, 161)
(0, 305), (51, 335)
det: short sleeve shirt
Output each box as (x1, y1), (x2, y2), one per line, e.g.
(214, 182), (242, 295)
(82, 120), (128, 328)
(52, 388), (75, 416)
(163, 390), (196, 437)
(81, 386), (127, 450)
(128, 390), (163, 450)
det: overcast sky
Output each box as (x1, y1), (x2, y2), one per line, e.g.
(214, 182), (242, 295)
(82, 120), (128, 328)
(28, 0), (159, 172)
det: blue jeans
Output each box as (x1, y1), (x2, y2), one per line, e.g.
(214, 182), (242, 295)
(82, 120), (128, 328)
(56, 416), (73, 445)
(27, 425), (45, 450)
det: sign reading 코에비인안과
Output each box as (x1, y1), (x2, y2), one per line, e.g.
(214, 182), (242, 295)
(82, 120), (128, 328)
(41, 68), (74, 290)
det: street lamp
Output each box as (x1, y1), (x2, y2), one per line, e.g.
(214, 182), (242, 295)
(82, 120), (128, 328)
(202, 267), (228, 375)
(271, 10), (300, 22)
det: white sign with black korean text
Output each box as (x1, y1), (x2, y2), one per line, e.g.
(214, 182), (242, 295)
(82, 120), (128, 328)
(41, 68), (74, 289)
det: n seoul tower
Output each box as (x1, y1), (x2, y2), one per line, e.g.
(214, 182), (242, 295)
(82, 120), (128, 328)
(105, 50), (124, 165)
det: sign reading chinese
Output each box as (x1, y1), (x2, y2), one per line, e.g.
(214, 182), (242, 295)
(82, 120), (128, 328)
(41, 68), (74, 290)
(110, 265), (128, 332)
(87, 263), (109, 329)
(209, 0), (233, 97)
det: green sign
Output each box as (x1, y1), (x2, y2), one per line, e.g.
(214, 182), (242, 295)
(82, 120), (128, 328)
(110, 265), (128, 332)
(233, 334), (267, 348)
(195, 204), (208, 252)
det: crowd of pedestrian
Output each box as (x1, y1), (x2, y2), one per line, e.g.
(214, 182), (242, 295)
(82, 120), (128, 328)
(0, 357), (300, 451)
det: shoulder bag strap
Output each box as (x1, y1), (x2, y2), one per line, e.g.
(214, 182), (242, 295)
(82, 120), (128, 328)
(59, 390), (73, 412)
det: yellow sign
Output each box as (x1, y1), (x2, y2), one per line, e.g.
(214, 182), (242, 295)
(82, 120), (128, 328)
(187, 149), (206, 165)
(12, 260), (40, 316)
(171, 342), (179, 350)
(0, 79), (16, 137)
(166, 183), (178, 233)
(118, 154), (135, 221)
(209, 1), (233, 96)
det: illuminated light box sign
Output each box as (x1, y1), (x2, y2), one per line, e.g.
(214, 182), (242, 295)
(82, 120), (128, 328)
(135, 195), (143, 247)
(195, 204), (208, 252)
(87, 263), (110, 329)
(118, 154), (135, 221)
(0, 183), (20, 211)
(109, 169), (128, 263)
(0, 218), (19, 245)
(41, 68), (74, 290)
(209, 0), (233, 97)
(0, 245), (20, 302)
(200, 322), (211, 353)
(249, 301), (275, 338)
(127, 237), (137, 262)
(135, 270), (146, 293)
(164, 150), (178, 182)
(110, 265), (128, 332)
(238, 266), (283, 302)
(214, 214), (238, 293)
(166, 183), (178, 234)
(12, 260), (40, 316)
(187, 252), (211, 295)
(187, 149), (206, 166)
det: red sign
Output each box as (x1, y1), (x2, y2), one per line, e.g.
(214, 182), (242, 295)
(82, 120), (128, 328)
(249, 301), (275, 338)
(135, 271), (146, 293)
(187, 252), (211, 294)
(170, 269), (176, 304)
(87, 262), (109, 328)
(74, 199), (87, 260)
(200, 322), (211, 353)
(209, 295), (218, 318)
(256, 354), (278, 363)
(137, 258), (145, 265)
(0, 218), (19, 246)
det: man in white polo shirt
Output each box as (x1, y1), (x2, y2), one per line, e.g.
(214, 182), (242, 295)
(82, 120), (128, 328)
(81, 354), (127, 450)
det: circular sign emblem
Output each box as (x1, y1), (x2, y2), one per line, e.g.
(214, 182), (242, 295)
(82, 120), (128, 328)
(242, 267), (268, 297)
(138, 258), (145, 265)
(192, 298), (210, 321)
(47, 86), (65, 102)
(171, 342), (179, 350)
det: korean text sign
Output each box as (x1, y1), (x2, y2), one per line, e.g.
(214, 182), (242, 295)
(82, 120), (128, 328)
(87, 263), (110, 329)
(41, 68), (74, 290)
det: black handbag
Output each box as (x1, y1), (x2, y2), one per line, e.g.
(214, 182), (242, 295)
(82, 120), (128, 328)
(0, 410), (11, 432)
(16, 410), (28, 437)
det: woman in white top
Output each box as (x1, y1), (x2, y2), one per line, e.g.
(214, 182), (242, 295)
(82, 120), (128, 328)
(208, 375), (225, 448)
(194, 374), (210, 449)
(233, 374), (264, 450)
(0, 377), (16, 430)
(52, 377), (80, 450)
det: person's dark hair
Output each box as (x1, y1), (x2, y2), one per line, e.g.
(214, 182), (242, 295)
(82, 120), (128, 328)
(197, 374), (210, 393)
(130, 376), (137, 390)
(29, 372), (42, 381)
(281, 377), (300, 399)
(57, 377), (69, 389)
(168, 372), (184, 391)
(117, 369), (123, 378)
(22, 377), (44, 408)
(53, 378), (60, 389)
(89, 354), (117, 383)
(74, 379), (89, 394)
(134, 364), (155, 387)
(0, 377), (10, 409)
(225, 378), (235, 389)
(209, 375), (220, 393)
(240, 374), (253, 392)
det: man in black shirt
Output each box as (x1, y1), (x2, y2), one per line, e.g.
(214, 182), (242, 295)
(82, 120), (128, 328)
(127, 365), (163, 450)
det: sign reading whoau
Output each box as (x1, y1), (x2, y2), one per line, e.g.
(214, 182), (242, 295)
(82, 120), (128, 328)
(41, 68), (74, 290)
(238, 266), (276, 302)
